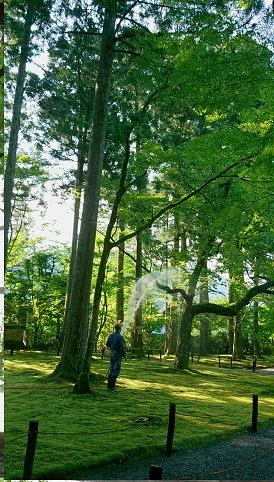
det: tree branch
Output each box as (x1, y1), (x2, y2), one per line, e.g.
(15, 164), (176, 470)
(192, 280), (274, 317)
(110, 161), (238, 248)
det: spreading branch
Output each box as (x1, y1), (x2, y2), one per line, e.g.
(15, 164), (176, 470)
(110, 161), (238, 248)
(191, 280), (274, 317)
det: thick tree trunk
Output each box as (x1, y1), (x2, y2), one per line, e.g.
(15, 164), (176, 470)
(174, 239), (213, 369)
(4, 2), (34, 271)
(53, 2), (117, 380)
(174, 301), (194, 369)
(61, 138), (85, 348)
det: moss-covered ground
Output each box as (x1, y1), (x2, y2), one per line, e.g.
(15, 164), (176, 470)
(4, 350), (274, 479)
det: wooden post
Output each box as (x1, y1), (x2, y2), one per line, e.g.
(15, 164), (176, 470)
(218, 356), (221, 368)
(22, 420), (39, 479)
(252, 395), (258, 433)
(253, 358), (256, 373)
(149, 465), (162, 480)
(148, 350), (150, 361)
(160, 350), (162, 361)
(166, 403), (176, 456)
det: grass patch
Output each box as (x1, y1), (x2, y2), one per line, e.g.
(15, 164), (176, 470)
(4, 350), (274, 479)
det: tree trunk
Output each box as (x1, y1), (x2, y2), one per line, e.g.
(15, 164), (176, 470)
(4, 2), (34, 271)
(229, 263), (245, 360)
(174, 238), (213, 370)
(253, 299), (259, 357)
(131, 234), (143, 353)
(53, 2), (117, 380)
(227, 316), (234, 354)
(253, 270), (260, 357)
(174, 301), (194, 369)
(232, 313), (244, 359)
(199, 260), (211, 356)
(166, 215), (181, 355)
(116, 223), (125, 324)
(61, 136), (85, 347)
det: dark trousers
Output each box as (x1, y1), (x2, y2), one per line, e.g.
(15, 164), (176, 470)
(108, 356), (121, 389)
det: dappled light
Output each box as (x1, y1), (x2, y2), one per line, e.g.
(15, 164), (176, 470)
(4, 351), (274, 479)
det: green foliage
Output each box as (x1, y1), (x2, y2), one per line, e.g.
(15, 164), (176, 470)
(5, 0), (274, 373)
(5, 246), (70, 347)
(6, 153), (49, 266)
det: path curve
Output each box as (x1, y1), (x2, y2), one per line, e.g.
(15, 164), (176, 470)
(71, 426), (274, 480)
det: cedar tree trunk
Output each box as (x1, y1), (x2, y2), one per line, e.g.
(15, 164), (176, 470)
(53, 1), (117, 380)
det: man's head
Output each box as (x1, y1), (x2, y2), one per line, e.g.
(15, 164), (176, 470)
(115, 323), (122, 332)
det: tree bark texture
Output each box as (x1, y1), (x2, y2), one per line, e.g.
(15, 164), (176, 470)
(61, 138), (85, 347)
(4, 2), (34, 271)
(54, 1), (117, 380)
(174, 301), (194, 369)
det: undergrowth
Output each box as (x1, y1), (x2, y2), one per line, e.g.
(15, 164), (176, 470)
(4, 350), (274, 479)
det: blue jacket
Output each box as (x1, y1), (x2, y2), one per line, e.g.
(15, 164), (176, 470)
(106, 332), (126, 360)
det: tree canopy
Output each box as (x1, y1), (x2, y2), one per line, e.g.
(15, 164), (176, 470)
(4, 0), (274, 390)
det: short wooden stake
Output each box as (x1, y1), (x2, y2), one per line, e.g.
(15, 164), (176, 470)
(148, 350), (150, 360)
(253, 358), (256, 372)
(160, 350), (162, 361)
(22, 420), (39, 479)
(252, 395), (258, 433)
(149, 465), (162, 480)
(166, 403), (176, 456)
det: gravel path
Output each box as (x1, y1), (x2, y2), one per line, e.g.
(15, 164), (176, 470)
(72, 426), (274, 480)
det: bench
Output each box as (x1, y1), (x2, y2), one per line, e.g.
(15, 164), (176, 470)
(217, 354), (233, 368)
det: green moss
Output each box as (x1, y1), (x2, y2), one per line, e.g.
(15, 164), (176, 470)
(4, 351), (274, 479)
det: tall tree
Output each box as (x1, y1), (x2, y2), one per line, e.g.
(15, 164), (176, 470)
(54, 0), (118, 379)
(4, 0), (53, 271)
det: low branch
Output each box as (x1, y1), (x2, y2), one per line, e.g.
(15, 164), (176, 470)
(156, 282), (190, 303)
(192, 280), (274, 317)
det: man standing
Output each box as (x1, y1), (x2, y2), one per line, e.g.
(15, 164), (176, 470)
(106, 323), (126, 392)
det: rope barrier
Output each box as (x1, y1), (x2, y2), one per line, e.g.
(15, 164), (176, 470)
(5, 433), (29, 444)
(4, 369), (110, 391)
(5, 414), (166, 443)
(4, 385), (71, 390)
(176, 402), (253, 419)
(185, 447), (274, 480)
